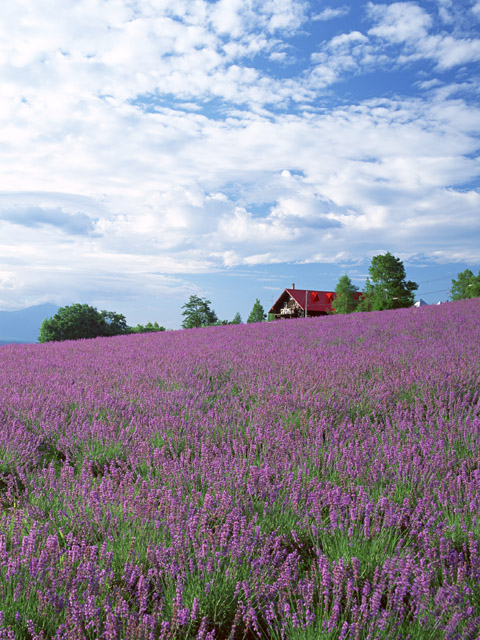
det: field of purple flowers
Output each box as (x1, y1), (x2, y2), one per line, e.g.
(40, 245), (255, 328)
(1, 298), (480, 640)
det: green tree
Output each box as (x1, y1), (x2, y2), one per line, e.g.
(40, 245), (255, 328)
(181, 295), (218, 329)
(450, 269), (480, 300)
(356, 278), (374, 312)
(357, 252), (418, 311)
(100, 310), (130, 336)
(332, 275), (359, 314)
(39, 304), (109, 342)
(247, 299), (266, 323)
(130, 321), (166, 333)
(231, 312), (242, 324)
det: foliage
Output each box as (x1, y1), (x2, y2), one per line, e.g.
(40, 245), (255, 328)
(356, 277), (375, 312)
(247, 298), (266, 323)
(231, 311), (242, 324)
(450, 269), (480, 301)
(181, 294), (218, 329)
(100, 310), (130, 336)
(357, 252), (418, 311)
(39, 303), (130, 342)
(332, 274), (359, 314)
(130, 321), (166, 333)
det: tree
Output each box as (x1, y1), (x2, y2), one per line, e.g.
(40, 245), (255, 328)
(38, 304), (169, 342)
(100, 310), (130, 336)
(357, 252), (418, 311)
(38, 304), (132, 342)
(130, 321), (166, 333)
(450, 269), (480, 301)
(356, 278), (374, 313)
(231, 312), (242, 325)
(247, 299), (266, 323)
(39, 304), (109, 342)
(181, 295), (218, 329)
(332, 275), (359, 314)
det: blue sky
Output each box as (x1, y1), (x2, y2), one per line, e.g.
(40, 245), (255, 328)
(0, 0), (479, 328)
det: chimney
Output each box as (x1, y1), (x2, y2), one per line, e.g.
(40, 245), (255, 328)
(292, 283), (295, 290)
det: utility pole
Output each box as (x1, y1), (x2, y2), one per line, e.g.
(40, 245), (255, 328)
(305, 290), (308, 318)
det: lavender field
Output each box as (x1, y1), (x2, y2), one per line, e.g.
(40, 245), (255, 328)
(1, 299), (480, 639)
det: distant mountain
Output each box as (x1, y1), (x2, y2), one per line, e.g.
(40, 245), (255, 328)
(0, 303), (59, 344)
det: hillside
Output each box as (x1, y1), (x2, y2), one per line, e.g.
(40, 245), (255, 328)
(0, 302), (58, 344)
(0, 299), (479, 638)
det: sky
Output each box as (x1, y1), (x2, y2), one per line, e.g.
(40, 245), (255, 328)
(1, 0), (479, 329)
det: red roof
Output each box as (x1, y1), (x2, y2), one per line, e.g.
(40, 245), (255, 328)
(286, 289), (336, 313)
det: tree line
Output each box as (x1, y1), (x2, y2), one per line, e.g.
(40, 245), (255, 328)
(39, 304), (165, 343)
(38, 298), (266, 342)
(180, 295), (265, 329)
(38, 255), (479, 342)
(332, 255), (480, 315)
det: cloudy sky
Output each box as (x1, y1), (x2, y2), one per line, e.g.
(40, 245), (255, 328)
(1, 0), (479, 328)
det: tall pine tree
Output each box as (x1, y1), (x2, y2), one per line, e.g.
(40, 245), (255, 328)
(247, 299), (266, 323)
(332, 275), (359, 314)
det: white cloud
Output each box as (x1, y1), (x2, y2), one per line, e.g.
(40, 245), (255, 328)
(367, 2), (432, 43)
(366, 1), (480, 70)
(310, 31), (372, 85)
(312, 6), (350, 21)
(2, 91), (480, 274)
(210, 0), (307, 36)
(0, 0), (310, 113)
(421, 35), (480, 69)
(329, 31), (369, 48)
(269, 50), (287, 62)
(435, 0), (454, 24)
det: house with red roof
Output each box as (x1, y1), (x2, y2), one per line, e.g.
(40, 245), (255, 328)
(269, 284), (362, 319)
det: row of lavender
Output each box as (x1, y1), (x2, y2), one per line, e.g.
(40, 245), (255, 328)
(0, 299), (479, 639)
